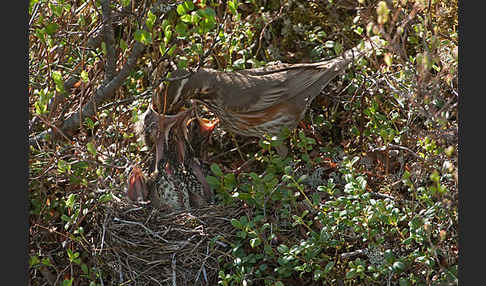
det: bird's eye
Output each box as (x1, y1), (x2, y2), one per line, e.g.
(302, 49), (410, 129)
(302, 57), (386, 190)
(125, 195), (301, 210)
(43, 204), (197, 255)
(200, 87), (212, 95)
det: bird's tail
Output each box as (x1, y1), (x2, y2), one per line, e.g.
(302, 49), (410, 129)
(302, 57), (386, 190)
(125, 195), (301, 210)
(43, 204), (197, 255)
(317, 36), (385, 71)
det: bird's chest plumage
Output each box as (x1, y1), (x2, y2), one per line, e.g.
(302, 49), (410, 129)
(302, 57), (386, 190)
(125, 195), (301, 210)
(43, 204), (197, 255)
(152, 168), (190, 209)
(150, 165), (205, 210)
(200, 93), (301, 137)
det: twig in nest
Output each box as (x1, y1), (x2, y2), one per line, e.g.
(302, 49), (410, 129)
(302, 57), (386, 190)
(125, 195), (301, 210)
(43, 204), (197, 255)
(112, 217), (170, 243)
(195, 244), (210, 284)
(99, 213), (109, 255)
(171, 253), (177, 286)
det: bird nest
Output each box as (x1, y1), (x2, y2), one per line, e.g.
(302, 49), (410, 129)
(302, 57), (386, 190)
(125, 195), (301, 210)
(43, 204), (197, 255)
(97, 200), (243, 285)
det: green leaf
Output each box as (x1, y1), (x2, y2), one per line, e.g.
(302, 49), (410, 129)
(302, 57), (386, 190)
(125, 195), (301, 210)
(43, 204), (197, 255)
(29, 255), (40, 267)
(325, 40), (335, 48)
(228, 0), (238, 15)
(376, 1), (390, 25)
(334, 42), (343, 55)
(231, 218), (243, 229)
(134, 29), (152, 45)
(80, 70), (89, 83)
(57, 159), (70, 174)
(81, 264), (89, 274)
(264, 244), (273, 255)
(277, 244), (289, 254)
(239, 216), (249, 226)
(52, 71), (65, 93)
(236, 192), (252, 201)
(259, 263), (268, 272)
(98, 193), (113, 203)
(384, 53), (393, 66)
(429, 170), (440, 183)
(146, 10), (156, 30)
(101, 42), (107, 55)
(176, 3), (186, 15)
(191, 12), (201, 24)
(223, 173), (236, 186)
(324, 261), (334, 273)
(345, 269), (356, 279)
(313, 269), (324, 281)
(34, 101), (46, 115)
(236, 230), (247, 238)
(49, 3), (63, 17)
(61, 214), (71, 222)
(210, 163), (223, 177)
(250, 237), (261, 248)
(167, 45), (177, 56)
(45, 23), (59, 36)
(120, 38), (128, 51)
(180, 14), (192, 23)
(198, 7), (216, 18)
(175, 22), (188, 37)
(121, 0), (130, 7)
(61, 279), (73, 286)
(206, 175), (220, 188)
(392, 261), (406, 272)
(184, 0), (195, 10)
(86, 142), (97, 156)
(84, 117), (96, 130)
(399, 278), (411, 286)
(65, 193), (76, 209)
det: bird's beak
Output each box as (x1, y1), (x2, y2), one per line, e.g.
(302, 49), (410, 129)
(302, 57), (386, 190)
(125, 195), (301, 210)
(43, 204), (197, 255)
(197, 117), (219, 134)
(153, 107), (195, 171)
(190, 98), (219, 135)
(127, 166), (148, 202)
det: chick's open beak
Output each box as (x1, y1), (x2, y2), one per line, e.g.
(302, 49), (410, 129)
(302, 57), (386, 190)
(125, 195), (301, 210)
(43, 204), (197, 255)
(153, 107), (195, 171)
(127, 166), (148, 202)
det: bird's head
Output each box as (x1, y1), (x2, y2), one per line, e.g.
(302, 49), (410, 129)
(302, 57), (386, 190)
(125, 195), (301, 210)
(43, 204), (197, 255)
(163, 69), (194, 113)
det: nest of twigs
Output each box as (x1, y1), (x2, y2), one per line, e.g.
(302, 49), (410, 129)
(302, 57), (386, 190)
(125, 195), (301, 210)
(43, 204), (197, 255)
(97, 200), (243, 285)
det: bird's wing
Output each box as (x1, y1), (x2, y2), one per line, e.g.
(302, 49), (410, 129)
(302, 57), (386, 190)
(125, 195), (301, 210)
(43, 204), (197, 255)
(206, 37), (383, 114)
(215, 63), (345, 113)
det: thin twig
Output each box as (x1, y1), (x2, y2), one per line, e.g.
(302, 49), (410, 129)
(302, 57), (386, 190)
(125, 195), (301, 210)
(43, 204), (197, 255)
(100, 89), (153, 110)
(340, 249), (367, 259)
(112, 217), (170, 243)
(99, 213), (109, 255)
(209, 140), (257, 160)
(370, 143), (424, 162)
(29, 1), (178, 146)
(255, 5), (285, 59)
(171, 253), (177, 286)
(29, 1), (40, 27)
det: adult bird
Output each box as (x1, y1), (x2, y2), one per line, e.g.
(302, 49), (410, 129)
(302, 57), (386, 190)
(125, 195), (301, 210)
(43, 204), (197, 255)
(161, 36), (383, 156)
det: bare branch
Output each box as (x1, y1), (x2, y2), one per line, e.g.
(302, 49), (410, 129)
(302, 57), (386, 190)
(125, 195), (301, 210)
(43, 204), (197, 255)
(340, 249), (367, 259)
(29, 1), (179, 146)
(100, 0), (117, 82)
